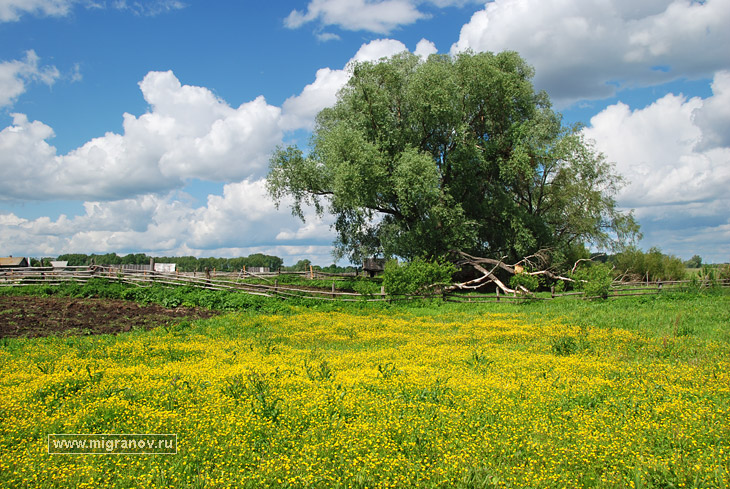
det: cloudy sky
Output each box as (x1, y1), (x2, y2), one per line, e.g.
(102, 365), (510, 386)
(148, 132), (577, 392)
(1, 0), (728, 265)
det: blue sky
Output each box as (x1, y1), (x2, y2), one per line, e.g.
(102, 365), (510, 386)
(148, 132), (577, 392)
(1, 0), (729, 265)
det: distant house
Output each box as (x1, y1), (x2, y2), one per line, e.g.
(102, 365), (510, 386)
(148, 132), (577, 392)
(0, 256), (29, 268)
(154, 263), (176, 273)
(363, 258), (386, 278)
(247, 267), (270, 274)
(50, 261), (69, 268)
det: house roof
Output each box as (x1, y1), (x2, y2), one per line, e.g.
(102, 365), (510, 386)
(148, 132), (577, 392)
(0, 257), (28, 266)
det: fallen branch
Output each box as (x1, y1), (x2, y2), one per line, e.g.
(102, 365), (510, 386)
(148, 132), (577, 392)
(447, 249), (606, 295)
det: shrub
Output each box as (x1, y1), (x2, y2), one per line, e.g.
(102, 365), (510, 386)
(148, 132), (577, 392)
(719, 264), (730, 281)
(509, 272), (539, 292)
(382, 257), (456, 296)
(574, 263), (613, 299)
(351, 279), (382, 297)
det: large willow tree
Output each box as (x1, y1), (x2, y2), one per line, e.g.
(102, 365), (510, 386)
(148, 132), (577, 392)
(267, 51), (639, 264)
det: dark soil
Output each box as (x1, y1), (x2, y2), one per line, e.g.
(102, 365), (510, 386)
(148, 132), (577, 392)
(0, 295), (219, 338)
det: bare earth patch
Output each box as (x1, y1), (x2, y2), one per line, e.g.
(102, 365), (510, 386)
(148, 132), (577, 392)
(0, 295), (219, 338)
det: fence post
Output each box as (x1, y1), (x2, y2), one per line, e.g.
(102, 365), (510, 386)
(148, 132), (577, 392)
(551, 285), (555, 298)
(332, 281), (336, 299)
(496, 287), (500, 302)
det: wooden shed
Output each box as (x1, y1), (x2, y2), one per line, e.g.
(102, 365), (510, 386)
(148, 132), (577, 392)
(0, 256), (29, 268)
(363, 258), (386, 278)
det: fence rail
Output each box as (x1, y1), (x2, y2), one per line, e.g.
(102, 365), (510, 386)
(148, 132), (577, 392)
(1, 266), (728, 303)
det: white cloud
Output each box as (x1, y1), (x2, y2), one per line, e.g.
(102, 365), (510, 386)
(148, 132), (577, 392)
(351, 38), (408, 63)
(109, 0), (185, 16)
(285, 0), (427, 34)
(451, 0), (730, 105)
(693, 71), (730, 151)
(0, 0), (74, 21)
(281, 39), (411, 131)
(284, 0), (482, 34)
(0, 213), (27, 226)
(0, 179), (337, 264)
(2, 39), (430, 200)
(414, 38), (438, 59)
(583, 70), (730, 262)
(281, 68), (350, 131)
(0, 50), (60, 107)
(316, 31), (341, 42)
(0, 0), (185, 21)
(0, 71), (283, 201)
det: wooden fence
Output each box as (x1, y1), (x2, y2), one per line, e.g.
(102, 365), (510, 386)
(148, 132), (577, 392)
(0, 266), (728, 304)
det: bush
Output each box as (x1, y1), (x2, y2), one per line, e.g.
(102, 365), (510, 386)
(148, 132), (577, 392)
(382, 257), (456, 296)
(719, 264), (730, 281)
(351, 279), (382, 297)
(509, 272), (540, 292)
(574, 263), (613, 299)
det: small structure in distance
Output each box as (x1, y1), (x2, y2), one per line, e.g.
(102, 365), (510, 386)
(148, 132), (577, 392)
(363, 258), (385, 278)
(0, 256), (29, 268)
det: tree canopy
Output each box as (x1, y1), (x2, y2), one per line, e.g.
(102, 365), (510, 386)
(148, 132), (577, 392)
(267, 51), (639, 265)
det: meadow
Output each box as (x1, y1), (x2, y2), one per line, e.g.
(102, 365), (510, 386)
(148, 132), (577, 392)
(0, 289), (728, 488)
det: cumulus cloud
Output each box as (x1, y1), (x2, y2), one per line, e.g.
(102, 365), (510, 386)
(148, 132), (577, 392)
(281, 38), (411, 130)
(414, 38), (438, 59)
(2, 38), (432, 201)
(281, 68), (350, 131)
(0, 71), (283, 201)
(0, 50), (60, 107)
(1, 38), (430, 262)
(583, 70), (730, 261)
(451, 0), (730, 105)
(692, 71), (730, 151)
(0, 180), (337, 264)
(351, 38), (408, 63)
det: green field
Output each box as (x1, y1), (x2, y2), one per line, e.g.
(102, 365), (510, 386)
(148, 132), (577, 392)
(1, 289), (729, 488)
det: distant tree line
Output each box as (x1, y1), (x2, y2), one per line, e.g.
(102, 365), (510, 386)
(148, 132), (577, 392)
(31, 253), (358, 274)
(605, 247), (686, 281)
(42, 253), (284, 272)
(285, 259), (358, 274)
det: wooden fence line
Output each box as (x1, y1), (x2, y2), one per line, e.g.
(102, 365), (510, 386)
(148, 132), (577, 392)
(1, 267), (728, 303)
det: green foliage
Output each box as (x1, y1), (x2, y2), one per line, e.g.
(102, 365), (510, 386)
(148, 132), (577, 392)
(611, 246), (686, 282)
(509, 272), (540, 292)
(382, 257), (456, 295)
(719, 264), (730, 281)
(683, 254), (702, 269)
(351, 279), (382, 297)
(268, 51), (639, 263)
(550, 335), (577, 355)
(573, 263), (613, 299)
(289, 259), (311, 272)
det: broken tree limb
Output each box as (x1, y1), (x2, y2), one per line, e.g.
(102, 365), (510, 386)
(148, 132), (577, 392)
(447, 249), (605, 295)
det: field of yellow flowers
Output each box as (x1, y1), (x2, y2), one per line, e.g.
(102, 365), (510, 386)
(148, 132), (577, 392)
(1, 293), (729, 488)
